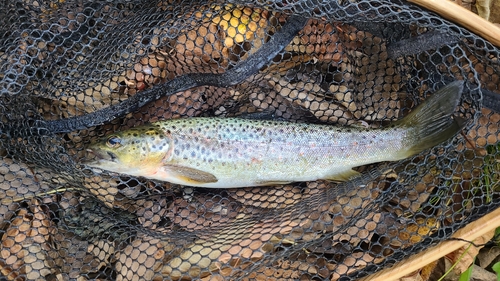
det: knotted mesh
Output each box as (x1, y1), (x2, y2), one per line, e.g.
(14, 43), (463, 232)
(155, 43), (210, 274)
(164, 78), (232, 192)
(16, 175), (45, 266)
(0, 0), (499, 280)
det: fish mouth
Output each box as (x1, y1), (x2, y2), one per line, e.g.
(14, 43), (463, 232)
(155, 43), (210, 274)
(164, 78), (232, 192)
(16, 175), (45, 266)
(84, 148), (118, 164)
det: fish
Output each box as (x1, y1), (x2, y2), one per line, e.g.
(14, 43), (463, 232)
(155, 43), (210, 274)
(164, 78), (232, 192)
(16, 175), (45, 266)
(85, 81), (465, 188)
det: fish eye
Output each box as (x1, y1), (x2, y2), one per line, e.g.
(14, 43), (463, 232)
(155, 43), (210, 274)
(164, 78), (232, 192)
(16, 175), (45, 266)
(106, 136), (121, 148)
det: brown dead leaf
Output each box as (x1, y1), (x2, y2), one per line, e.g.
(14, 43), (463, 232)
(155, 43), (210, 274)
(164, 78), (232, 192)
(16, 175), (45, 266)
(399, 270), (424, 281)
(444, 228), (496, 275)
(470, 264), (498, 281)
(474, 0), (500, 23)
(419, 260), (439, 281)
(477, 246), (500, 268)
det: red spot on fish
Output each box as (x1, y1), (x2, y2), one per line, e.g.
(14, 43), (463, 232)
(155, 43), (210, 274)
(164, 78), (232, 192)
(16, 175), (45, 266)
(251, 157), (262, 164)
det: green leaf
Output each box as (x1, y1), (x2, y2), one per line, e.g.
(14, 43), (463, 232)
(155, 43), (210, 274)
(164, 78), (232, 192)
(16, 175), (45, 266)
(458, 264), (473, 281)
(495, 227), (500, 244)
(491, 261), (500, 277)
(492, 261), (500, 281)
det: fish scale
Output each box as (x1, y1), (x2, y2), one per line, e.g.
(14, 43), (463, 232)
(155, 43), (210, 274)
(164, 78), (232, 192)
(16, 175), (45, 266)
(85, 81), (465, 188)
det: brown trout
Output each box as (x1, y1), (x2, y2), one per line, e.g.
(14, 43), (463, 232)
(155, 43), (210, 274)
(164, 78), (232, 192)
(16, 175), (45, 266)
(85, 81), (464, 188)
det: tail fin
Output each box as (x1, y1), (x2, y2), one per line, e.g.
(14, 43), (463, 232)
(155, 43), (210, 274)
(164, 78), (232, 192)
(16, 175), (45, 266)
(395, 81), (465, 157)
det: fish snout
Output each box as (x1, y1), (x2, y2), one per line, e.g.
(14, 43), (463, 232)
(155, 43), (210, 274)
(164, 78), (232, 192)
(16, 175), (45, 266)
(84, 148), (118, 163)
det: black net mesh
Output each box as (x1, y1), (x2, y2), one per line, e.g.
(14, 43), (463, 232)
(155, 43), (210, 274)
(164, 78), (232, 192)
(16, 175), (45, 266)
(1, 0), (499, 280)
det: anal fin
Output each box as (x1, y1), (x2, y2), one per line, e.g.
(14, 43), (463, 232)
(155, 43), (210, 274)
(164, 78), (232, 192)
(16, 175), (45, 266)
(325, 169), (361, 182)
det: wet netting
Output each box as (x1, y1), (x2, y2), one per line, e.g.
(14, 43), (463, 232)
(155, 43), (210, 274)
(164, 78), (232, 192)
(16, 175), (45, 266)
(1, 0), (499, 280)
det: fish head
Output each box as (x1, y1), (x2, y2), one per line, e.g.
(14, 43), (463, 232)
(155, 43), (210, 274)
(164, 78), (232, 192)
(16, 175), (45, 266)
(85, 125), (173, 176)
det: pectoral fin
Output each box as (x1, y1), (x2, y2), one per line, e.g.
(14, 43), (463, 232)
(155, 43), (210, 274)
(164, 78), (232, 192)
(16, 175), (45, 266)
(162, 165), (218, 185)
(325, 169), (361, 182)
